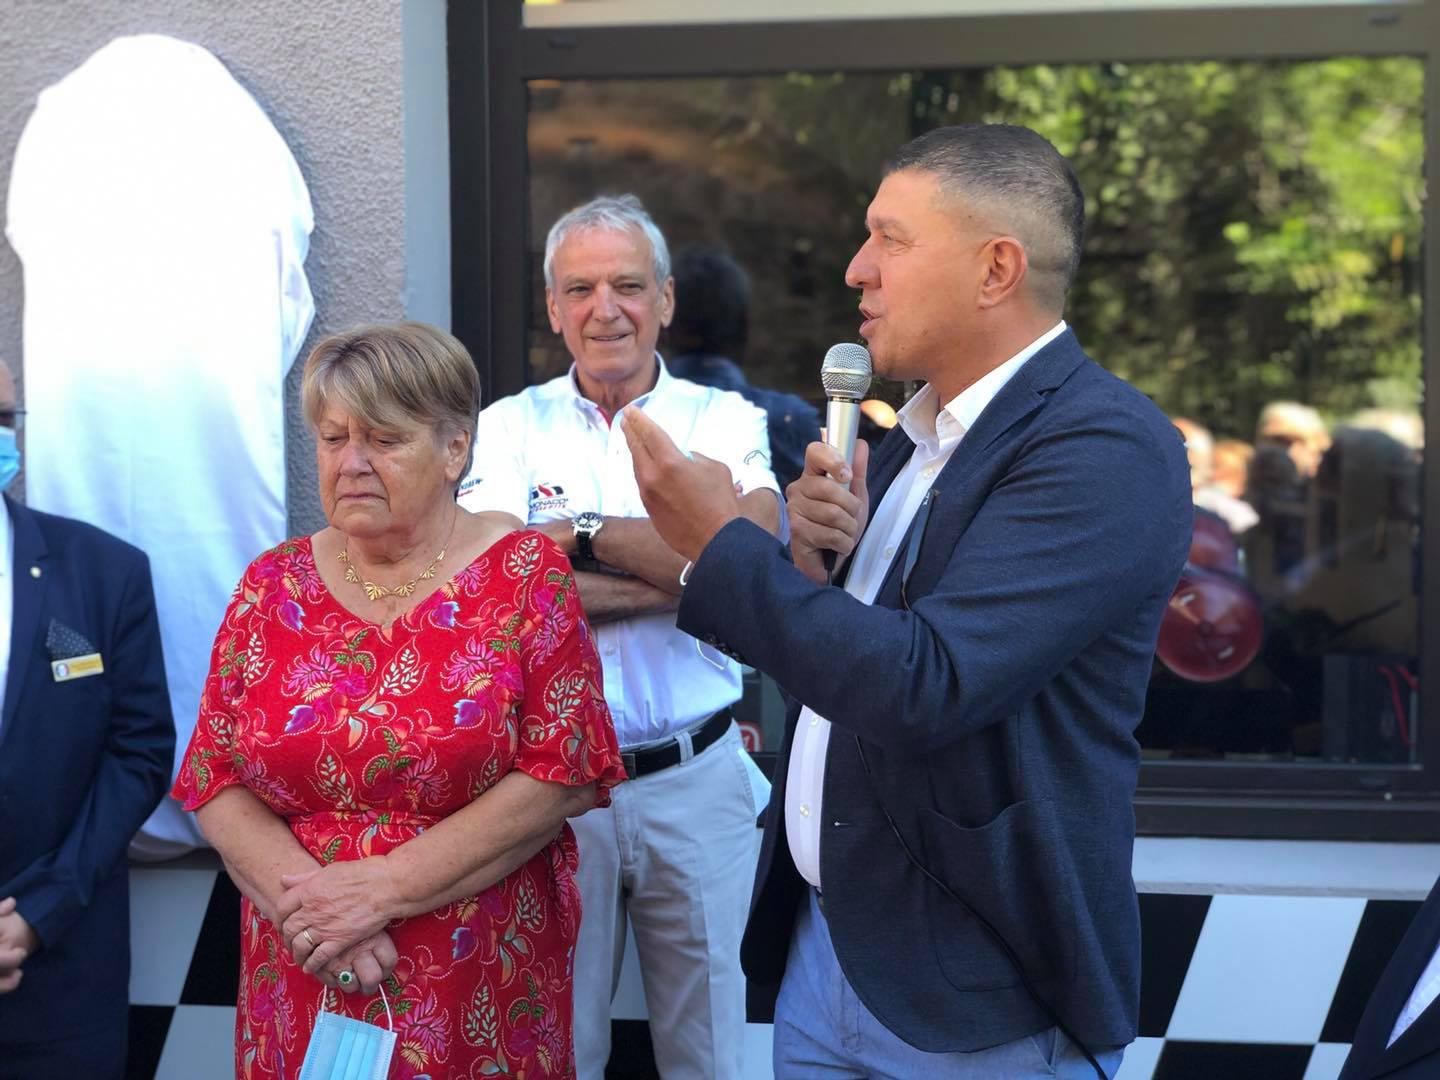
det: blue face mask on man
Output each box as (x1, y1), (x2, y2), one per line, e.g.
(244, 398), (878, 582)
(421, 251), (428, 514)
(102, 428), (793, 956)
(0, 427), (19, 491)
(298, 987), (396, 1080)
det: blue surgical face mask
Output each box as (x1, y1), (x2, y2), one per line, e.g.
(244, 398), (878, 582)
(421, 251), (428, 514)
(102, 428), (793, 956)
(299, 987), (396, 1080)
(0, 428), (19, 491)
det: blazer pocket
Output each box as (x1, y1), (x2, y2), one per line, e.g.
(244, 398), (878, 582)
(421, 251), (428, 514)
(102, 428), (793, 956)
(918, 798), (1078, 992)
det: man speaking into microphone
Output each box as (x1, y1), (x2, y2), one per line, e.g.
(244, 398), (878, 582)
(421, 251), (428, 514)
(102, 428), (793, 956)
(623, 123), (1191, 1078)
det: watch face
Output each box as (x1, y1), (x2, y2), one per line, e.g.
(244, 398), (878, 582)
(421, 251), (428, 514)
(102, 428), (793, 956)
(574, 512), (603, 534)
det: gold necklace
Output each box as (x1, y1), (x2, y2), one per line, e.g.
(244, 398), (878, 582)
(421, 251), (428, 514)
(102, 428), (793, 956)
(337, 544), (446, 601)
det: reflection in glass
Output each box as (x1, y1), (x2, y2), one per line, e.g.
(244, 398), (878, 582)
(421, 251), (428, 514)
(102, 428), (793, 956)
(527, 56), (1423, 766)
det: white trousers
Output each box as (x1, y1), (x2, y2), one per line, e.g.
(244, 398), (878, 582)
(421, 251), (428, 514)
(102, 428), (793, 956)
(571, 722), (760, 1080)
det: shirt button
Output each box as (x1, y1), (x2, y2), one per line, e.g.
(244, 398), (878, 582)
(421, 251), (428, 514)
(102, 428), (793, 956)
(809, 715), (819, 727)
(604, 645), (617, 657)
(799, 803), (811, 817)
(884, 545), (896, 560)
(922, 465), (937, 479)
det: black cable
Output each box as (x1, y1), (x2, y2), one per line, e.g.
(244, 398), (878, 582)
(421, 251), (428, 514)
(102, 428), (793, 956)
(854, 735), (1109, 1080)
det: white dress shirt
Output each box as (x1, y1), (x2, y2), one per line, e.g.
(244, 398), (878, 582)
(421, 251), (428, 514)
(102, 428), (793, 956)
(785, 322), (1067, 888)
(1391, 938), (1440, 1046)
(458, 357), (779, 747)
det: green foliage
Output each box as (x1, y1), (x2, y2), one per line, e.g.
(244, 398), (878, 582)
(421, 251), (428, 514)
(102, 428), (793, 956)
(530, 56), (1423, 434)
(909, 56), (1423, 439)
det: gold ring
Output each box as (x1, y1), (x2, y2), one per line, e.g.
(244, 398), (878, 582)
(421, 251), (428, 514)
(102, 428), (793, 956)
(301, 928), (317, 948)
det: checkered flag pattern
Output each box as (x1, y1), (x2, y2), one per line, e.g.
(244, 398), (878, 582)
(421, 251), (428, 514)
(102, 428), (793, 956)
(126, 866), (1416, 1079)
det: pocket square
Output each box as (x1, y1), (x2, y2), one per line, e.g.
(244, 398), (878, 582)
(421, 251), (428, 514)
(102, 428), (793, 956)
(47, 619), (97, 661)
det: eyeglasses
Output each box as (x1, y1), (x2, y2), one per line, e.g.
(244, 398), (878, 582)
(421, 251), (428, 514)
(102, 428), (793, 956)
(0, 409), (26, 431)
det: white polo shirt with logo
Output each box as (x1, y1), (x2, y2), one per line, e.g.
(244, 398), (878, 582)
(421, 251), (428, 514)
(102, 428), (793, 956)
(457, 357), (778, 748)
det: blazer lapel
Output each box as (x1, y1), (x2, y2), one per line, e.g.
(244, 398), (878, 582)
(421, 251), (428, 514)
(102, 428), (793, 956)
(941, 328), (1087, 481)
(867, 330), (1090, 605)
(2, 497), (49, 740)
(1367, 923), (1440, 1076)
(1350, 883), (1440, 1078)
(1370, 999), (1440, 1079)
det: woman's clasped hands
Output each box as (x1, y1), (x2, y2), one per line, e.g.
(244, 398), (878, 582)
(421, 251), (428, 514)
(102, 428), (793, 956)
(276, 857), (401, 995)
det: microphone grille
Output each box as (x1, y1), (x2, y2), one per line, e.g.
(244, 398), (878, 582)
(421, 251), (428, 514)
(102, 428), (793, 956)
(821, 343), (873, 399)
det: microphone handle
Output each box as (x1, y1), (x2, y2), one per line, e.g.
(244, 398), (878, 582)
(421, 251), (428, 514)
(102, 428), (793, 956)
(825, 396), (861, 469)
(822, 397), (862, 575)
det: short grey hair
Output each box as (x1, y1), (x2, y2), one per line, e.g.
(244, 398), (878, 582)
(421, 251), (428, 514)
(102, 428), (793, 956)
(885, 124), (1085, 313)
(543, 194), (672, 292)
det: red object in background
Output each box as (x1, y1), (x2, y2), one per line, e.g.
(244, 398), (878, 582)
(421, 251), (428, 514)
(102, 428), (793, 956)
(1157, 566), (1265, 682)
(738, 720), (763, 752)
(1188, 511), (1242, 574)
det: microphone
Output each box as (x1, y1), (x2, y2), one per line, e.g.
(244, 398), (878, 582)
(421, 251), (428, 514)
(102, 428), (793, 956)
(821, 342), (873, 469)
(819, 343), (873, 575)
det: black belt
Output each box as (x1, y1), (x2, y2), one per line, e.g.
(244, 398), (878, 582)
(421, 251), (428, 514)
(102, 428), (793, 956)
(620, 708), (733, 779)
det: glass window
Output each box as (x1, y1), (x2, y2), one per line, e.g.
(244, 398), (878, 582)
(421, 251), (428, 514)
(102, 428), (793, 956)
(526, 57), (1424, 773)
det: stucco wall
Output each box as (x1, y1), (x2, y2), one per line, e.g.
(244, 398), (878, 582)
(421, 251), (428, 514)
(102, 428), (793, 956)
(0, 0), (445, 534)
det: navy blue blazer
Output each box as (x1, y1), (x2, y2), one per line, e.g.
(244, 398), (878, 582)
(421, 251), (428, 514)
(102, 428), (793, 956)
(678, 329), (1191, 1052)
(0, 497), (173, 1044)
(1340, 875), (1440, 1079)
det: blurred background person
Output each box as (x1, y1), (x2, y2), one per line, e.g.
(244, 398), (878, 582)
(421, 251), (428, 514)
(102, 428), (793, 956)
(172, 323), (623, 1080)
(1349, 407), (1424, 460)
(1257, 400), (1331, 480)
(1174, 416), (1258, 535)
(1212, 438), (1255, 502)
(667, 245), (821, 492)
(1243, 409), (1421, 765)
(1293, 415), (1420, 658)
(0, 359), (173, 1079)
(1244, 401), (1330, 600)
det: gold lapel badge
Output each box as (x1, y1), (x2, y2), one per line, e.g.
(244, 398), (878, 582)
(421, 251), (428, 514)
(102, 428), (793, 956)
(52, 653), (104, 682)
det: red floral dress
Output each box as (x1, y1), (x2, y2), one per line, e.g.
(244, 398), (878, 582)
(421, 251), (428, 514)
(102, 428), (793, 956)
(172, 531), (624, 1080)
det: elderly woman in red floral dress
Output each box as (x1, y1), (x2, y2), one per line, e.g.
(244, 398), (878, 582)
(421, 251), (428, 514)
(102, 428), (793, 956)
(172, 322), (624, 1079)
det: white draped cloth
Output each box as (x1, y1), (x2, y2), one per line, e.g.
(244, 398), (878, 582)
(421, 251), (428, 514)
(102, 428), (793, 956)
(5, 34), (314, 857)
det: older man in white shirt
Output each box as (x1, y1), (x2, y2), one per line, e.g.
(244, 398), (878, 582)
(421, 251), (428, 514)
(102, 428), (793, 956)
(458, 194), (781, 1080)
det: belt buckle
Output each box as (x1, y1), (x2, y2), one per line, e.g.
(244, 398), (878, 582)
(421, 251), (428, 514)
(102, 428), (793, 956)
(620, 751), (638, 777)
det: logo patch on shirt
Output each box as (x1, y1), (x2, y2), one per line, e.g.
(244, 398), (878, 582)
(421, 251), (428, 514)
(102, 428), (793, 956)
(529, 483), (569, 514)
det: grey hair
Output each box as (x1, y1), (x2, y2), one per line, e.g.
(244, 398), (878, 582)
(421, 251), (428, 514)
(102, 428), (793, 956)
(543, 194), (671, 291)
(884, 124), (1085, 313)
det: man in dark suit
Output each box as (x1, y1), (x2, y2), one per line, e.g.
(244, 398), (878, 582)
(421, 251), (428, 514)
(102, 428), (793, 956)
(666, 245), (822, 493)
(0, 360), (174, 1078)
(1340, 875), (1440, 1079)
(624, 124), (1191, 1077)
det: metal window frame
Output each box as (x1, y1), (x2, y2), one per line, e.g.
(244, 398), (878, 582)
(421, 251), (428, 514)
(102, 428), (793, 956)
(450, 0), (1440, 838)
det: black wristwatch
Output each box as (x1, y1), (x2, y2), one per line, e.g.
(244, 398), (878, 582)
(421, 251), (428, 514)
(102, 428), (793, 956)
(572, 512), (604, 570)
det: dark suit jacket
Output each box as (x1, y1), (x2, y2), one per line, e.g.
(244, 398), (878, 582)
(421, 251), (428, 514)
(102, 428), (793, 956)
(1341, 876), (1440, 1079)
(678, 329), (1191, 1052)
(0, 497), (173, 1044)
